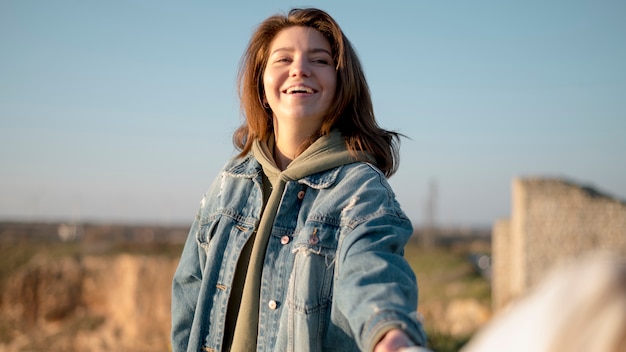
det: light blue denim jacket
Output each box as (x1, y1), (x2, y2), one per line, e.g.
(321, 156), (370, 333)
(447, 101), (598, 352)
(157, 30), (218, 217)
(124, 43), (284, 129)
(171, 154), (427, 351)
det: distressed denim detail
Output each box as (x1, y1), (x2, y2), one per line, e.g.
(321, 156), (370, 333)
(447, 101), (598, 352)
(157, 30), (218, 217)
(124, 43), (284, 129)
(172, 155), (427, 352)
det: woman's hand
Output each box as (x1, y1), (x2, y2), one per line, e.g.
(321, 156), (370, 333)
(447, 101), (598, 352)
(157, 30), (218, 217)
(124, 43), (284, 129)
(373, 329), (414, 352)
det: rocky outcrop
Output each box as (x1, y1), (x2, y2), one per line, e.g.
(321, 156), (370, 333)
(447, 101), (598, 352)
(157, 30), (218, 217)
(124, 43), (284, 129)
(1, 254), (178, 351)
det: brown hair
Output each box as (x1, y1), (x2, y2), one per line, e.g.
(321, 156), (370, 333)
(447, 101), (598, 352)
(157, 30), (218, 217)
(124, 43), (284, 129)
(233, 8), (402, 177)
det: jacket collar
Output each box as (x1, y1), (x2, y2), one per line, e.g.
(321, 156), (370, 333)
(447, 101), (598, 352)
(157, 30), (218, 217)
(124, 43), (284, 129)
(223, 154), (262, 179)
(223, 153), (349, 190)
(298, 166), (344, 190)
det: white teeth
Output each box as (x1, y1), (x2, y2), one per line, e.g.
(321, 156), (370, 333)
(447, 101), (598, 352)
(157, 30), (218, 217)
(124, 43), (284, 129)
(286, 86), (314, 94)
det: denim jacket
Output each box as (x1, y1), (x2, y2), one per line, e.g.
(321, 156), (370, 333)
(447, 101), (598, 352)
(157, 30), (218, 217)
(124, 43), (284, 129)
(171, 154), (427, 351)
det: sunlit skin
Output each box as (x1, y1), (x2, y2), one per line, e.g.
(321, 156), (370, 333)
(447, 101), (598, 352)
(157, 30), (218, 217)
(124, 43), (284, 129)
(374, 329), (416, 352)
(263, 26), (416, 352)
(263, 26), (337, 170)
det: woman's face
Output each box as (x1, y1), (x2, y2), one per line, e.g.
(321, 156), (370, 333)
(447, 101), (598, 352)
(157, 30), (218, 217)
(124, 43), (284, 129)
(263, 26), (337, 133)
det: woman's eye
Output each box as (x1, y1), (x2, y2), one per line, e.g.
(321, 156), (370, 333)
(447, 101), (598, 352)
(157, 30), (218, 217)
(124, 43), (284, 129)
(313, 59), (329, 65)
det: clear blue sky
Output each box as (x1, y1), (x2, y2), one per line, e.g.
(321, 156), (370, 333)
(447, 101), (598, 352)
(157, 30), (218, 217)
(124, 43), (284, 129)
(2, 0), (625, 227)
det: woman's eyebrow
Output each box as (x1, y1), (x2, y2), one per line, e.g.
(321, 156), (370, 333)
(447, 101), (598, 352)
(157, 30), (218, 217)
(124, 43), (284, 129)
(309, 48), (332, 56)
(270, 47), (332, 56)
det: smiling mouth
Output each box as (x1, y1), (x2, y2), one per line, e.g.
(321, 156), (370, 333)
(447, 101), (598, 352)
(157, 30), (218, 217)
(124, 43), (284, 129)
(283, 86), (316, 94)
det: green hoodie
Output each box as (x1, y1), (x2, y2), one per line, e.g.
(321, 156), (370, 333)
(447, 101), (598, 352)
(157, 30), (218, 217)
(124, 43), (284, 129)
(228, 130), (363, 351)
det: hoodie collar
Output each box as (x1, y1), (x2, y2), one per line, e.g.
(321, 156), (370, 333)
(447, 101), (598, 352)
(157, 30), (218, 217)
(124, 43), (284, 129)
(249, 129), (364, 188)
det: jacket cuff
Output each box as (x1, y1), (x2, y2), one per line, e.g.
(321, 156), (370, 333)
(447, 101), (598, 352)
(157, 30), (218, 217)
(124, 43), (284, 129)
(364, 310), (427, 352)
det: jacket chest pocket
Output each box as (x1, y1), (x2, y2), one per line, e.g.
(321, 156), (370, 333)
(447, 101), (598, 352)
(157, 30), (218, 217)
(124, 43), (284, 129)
(196, 214), (220, 251)
(288, 224), (339, 313)
(196, 213), (255, 254)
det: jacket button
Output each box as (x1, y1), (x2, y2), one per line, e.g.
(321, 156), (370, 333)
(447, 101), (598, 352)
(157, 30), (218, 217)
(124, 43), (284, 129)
(268, 300), (278, 310)
(309, 235), (319, 245)
(280, 235), (290, 245)
(297, 190), (305, 199)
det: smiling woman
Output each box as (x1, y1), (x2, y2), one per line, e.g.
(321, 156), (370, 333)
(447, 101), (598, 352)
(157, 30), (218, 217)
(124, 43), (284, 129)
(171, 7), (429, 352)
(233, 8), (403, 178)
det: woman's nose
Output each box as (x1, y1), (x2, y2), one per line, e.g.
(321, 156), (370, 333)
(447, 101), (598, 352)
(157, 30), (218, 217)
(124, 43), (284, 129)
(290, 58), (311, 77)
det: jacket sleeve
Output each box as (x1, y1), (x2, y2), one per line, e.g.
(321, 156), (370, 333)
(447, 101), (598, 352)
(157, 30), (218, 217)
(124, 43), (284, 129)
(171, 208), (205, 352)
(334, 173), (427, 351)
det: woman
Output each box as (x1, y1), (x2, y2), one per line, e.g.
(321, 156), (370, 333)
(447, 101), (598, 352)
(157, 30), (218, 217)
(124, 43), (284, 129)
(171, 8), (428, 352)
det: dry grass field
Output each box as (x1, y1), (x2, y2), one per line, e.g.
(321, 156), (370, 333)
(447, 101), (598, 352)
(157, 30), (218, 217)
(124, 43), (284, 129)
(0, 222), (491, 352)
(406, 236), (492, 351)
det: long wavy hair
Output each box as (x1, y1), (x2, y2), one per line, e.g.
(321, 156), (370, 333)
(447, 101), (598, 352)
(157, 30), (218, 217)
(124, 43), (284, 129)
(233, 7), (402, 177)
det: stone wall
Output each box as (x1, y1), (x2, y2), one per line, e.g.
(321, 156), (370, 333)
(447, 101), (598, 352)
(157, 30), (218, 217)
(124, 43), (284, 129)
(490, 218), (511, 312)
(492, 177), (626, 310)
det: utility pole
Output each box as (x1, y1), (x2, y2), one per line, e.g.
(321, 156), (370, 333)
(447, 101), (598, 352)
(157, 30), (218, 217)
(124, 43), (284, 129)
(421, 179), (437, 248)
